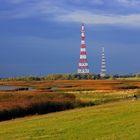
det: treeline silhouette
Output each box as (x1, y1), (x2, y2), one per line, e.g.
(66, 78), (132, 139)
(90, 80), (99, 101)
(1, 73), (140, 81)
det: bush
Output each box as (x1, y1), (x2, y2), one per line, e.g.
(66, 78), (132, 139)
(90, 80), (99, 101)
(0, 92), (76, 121)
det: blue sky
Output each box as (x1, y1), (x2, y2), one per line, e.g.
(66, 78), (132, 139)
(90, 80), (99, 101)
(0, 0), (140, 77)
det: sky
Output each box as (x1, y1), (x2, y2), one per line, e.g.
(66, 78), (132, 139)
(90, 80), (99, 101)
(0, 0), (140, 77)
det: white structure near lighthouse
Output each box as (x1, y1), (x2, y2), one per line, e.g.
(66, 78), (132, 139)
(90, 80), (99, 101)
(100, 47), (106, 77)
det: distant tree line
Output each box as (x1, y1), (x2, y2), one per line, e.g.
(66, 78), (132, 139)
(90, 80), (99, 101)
(1, 73), (140, 81)
(45, 73), (99, 80)
(110, 73), (140, 79)
(0, 74), (100, 81)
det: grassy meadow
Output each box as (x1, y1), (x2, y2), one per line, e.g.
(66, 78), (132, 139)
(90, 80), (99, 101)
(0, 100), (140, 140)
(0, 79), (140, 139)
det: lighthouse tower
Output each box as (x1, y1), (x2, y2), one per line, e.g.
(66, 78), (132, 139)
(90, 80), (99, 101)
(77, 23), (89, 74)
(100, 47), (106, 78)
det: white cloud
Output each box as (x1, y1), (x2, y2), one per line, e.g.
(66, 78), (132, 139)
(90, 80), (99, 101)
(5, 0), (69, 18)
(1, 0), (140, 27)
(117, 0), (140, 6)
(55, 10), (140, 26)
(89, 0), (104, 5)
(73, 0), (104, 5)
(117, 0), (130, 4)
(3, 0), (26, 4)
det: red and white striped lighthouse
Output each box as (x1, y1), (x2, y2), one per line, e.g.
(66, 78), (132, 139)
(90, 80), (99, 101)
(77, 23), (89, 74)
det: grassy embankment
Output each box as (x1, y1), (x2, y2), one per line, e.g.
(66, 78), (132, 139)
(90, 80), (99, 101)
(0, 100), (140, 140)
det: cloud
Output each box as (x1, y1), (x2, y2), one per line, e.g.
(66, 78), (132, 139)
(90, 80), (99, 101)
(2, 0), (26, 4)
(55, 10), (140, 26)
(73, 0), (104, 5)
(117, 0), (140, 6)
(1, 0), (140, 27)
(89, 0), (104, 5)
(1, 0), (69, 19)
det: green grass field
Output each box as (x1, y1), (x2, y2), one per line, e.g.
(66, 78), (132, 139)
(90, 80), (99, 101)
(1, 100), (140, 140)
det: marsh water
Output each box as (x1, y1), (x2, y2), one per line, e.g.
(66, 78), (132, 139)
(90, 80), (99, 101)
(0, 85), (35, 91)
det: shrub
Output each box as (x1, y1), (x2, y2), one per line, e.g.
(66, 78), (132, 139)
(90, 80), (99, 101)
(0, 92), (76, 121)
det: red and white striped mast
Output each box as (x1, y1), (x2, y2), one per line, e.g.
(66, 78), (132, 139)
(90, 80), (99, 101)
(77, 23), (89, 74)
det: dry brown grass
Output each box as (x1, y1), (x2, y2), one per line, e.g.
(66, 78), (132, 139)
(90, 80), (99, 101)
(0, 80), (140, 121)
(28, 80), (140, 90)
(0, 90), (78, 121)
